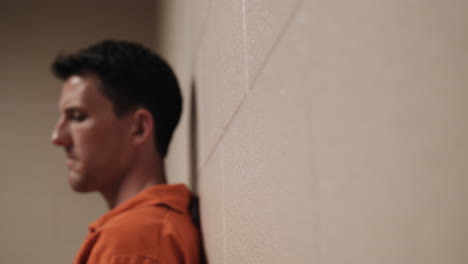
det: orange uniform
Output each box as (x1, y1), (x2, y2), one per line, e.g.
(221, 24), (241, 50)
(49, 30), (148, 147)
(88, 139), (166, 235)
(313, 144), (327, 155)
(73, 184), (201, 264)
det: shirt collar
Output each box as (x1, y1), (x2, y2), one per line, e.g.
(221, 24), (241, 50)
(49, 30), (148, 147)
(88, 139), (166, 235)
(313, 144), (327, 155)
(88, 184), (192, 232)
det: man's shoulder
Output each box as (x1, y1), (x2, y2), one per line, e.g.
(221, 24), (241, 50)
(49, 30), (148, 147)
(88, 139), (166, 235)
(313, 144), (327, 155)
(93, 205), (169, 258)
(98, 204), (197, 244)
(100, 204), (169, 237)
(90, 205), (200, 263)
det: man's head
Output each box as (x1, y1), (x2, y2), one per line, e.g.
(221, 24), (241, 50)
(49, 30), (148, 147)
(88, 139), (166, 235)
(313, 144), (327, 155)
(51, 40), (182, 192)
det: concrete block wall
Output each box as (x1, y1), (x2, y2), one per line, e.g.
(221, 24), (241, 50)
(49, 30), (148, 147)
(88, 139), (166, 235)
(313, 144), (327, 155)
(162, 0), (468, 263)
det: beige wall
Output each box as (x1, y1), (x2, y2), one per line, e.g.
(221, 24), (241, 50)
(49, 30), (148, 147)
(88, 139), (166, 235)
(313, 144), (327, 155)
(0, 1), (155, 263)
(161, 0), (468, 263)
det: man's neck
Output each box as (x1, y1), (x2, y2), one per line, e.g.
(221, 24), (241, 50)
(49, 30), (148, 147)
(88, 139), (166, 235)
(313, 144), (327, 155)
(100, 155), (167, 210)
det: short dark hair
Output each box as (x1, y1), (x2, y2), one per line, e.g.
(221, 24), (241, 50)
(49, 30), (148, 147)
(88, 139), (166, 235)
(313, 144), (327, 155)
(52, 40), (182, 158)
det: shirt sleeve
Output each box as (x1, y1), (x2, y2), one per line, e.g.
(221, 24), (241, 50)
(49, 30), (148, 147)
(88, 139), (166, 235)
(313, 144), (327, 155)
(158, 210), (201, 264)
(158, 229), (185, 264)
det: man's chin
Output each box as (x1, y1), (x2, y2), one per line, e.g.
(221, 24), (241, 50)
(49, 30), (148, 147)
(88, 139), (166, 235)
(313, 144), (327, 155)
(68, 172), (96, 193)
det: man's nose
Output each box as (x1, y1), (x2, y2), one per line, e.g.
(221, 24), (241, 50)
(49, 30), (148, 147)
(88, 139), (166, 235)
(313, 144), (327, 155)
(51, 120), (71, 147)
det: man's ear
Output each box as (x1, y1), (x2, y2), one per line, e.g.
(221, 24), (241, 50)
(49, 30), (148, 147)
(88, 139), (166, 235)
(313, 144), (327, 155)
(131, 108), (154, 145)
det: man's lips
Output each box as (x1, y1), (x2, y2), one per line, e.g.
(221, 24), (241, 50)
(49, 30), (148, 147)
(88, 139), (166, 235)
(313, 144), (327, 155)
(67, 154), (78, 160)
(65, 150), (79, 167)
(67, 159), (75, 167)
(66, 156), (79, 168)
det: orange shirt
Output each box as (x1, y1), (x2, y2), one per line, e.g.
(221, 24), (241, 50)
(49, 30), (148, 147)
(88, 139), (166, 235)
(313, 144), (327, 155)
(73, 184), (201, 264)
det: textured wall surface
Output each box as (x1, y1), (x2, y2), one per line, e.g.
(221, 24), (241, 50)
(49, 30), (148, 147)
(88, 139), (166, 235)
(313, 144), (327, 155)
(0, 1), (154, 263)
(162, 0), (468, 263)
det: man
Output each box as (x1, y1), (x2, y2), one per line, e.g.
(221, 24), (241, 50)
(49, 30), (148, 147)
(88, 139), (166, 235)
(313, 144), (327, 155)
(51, 40), (200, 264)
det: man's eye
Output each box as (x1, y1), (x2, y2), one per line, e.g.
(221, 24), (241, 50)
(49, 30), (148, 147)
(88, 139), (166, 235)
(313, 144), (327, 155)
(69, 111), (87, 122)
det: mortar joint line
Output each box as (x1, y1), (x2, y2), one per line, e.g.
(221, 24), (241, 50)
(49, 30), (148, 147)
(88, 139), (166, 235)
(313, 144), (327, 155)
(198, 0), (251, 171)
(198, 0), (305, 170)
(198, 91), (248, 172)
(247, 0), (305, 90)
(190, 0), (214, 75)
(241, 0), (250, 94)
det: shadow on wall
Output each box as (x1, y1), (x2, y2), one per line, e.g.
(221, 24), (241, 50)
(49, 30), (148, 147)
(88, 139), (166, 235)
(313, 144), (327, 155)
(189, 79), (199, 198)
(188, 79), (208, 264)
(189, 78), (200, 227)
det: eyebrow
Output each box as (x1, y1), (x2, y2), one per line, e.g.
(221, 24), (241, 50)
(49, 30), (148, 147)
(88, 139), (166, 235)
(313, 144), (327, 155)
(65, 106), (86, 113)
(57, 104), (86, 114)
